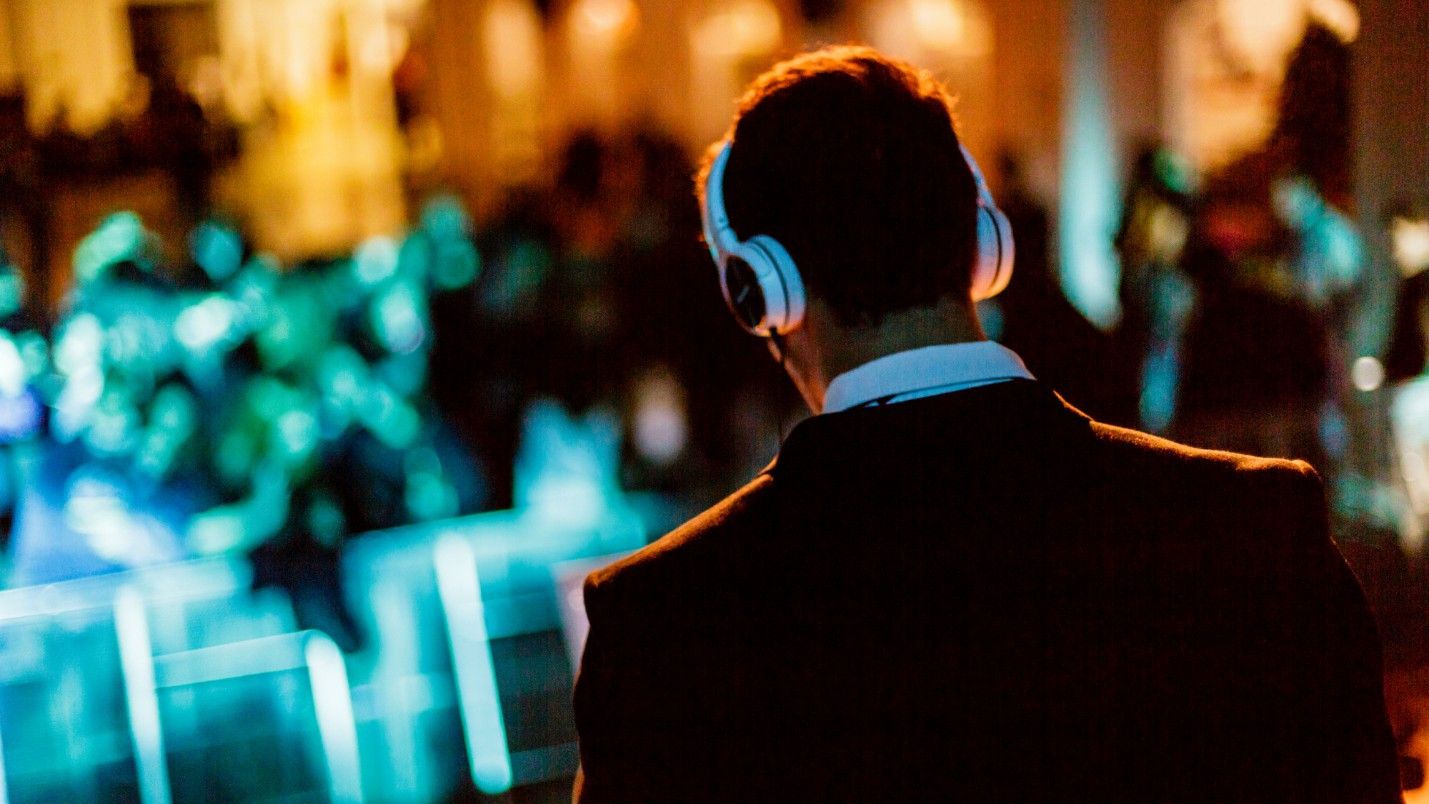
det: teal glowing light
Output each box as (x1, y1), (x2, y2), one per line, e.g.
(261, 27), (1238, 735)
(375, 351), (427, 398)
(414, 195), (481, 291)
(303, 632), (366, 804)
(191, 220), (245, 283)
(0, 270), (24, 319)
(53, 364), (104, 441)
(54, 313), (104, 376)
(0, 334), (27, 397)
(215, 426), (258, 486)
(114, 586), (172, 804)
(420, 194), (471, 242)
(84, 388), (142, 456)
(358, 384), (421, 449)
(275, 408), (320, 460)
(1153, 149), (1192, 196)
(306, 492), (346, 548)
(433, 534), (514, 795)
(175, 295), (239, 353)
(432, 241), (480, 291)
(405, 447), (458, 521)
(398, 234), (433, 282)
(106, 312), (166, 372)
(355, 236), (400, 286)
(16, 330), (47, 378)
(317, 344), (368, 428)
(258, 284), (336, 371)
(187, 463), (293, 556)
(370, 281), (428, 356)
(514, 400), (624, 523)
(137, 384), (198, 479)
(1058, 0), (1122, 330)
(74, 212), (149, 285)
(186, 508), (249, 556)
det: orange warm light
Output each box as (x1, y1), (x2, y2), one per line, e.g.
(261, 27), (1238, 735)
(571, 0), (640, 46)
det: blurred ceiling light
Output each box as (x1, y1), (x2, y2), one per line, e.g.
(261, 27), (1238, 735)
(1352, 356), (1385, 393)
(694, 1), (782, 58)
(1215, 0), (1307, 73)
(632, 368), (688, 467)
(1392, 216), (1429, 278)
(486, 0), (544, 97)
(909, 0), (965, 51)
(1308, 0), (1360, 43)
(866, 0), (990, 62)
(357, 23), (408, 76)
(572, 0), (640, 46)
(1213, 0), (1358, 70)
(187, 56), (227, 109)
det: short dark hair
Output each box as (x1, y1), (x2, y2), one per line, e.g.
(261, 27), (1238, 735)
(698, 46), (979, 328)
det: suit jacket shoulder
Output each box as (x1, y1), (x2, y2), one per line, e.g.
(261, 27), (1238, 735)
(583, 470), (777, 623)
(573, 383), (1400, 802)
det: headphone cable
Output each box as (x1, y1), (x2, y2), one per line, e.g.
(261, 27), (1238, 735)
(769, 331), (791, 446)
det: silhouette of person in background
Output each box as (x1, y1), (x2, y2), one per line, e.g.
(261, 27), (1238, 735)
(1173, 24), (1362, 473)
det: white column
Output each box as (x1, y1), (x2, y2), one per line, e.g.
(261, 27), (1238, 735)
(1058, 0), (1121, 329)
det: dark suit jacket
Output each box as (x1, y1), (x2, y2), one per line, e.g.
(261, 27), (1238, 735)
(573, 380), (1400, 802)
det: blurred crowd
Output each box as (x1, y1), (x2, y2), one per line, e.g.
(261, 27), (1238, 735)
(0, 22), (1426, 656)
(997, 25), (1428, 544)
(0, 112), (798, 645)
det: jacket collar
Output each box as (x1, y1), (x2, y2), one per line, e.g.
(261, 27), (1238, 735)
(822, 341), (1035, 413)
(765, 379), (1093, 480)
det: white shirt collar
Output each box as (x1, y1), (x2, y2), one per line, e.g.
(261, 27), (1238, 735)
(822, 341), (1035, 414)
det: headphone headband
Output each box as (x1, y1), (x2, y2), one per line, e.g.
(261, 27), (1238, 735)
(701, 141), (806, 336)
(701, 142), (736, 261)
(699, 138), (1013, 338)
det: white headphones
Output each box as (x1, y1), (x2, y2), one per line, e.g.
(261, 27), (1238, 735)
(700, 139), (1014, 337)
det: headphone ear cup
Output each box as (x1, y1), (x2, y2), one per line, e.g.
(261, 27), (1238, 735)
(959, 144), (1015, 302)
(970, 203), (1015, 301)
(721, 255), (770, 333)
(743, 235), (805, 335)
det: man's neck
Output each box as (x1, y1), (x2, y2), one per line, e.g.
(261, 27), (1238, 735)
(777, 296), (986, 413)
(819, 299), (985, 382)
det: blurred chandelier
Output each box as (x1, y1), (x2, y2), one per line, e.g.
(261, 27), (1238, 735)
(1214, 0), (1359, 72)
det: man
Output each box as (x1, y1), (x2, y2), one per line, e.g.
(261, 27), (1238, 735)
(573, 46), (1400, 801)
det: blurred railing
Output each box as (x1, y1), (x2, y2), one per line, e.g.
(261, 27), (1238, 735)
(0, 505), (644, 803)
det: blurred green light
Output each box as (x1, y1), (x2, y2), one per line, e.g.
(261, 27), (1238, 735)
(73, 211), (148, 285)
(55, 314), (104, 375)
(15, 331), (47, 378)
(151, 384), (198, 434)
(405, 448), (458, 521)
(355, 236), (400, 286)
(0, 271), (24, 319)
(398, 234), (432, 283)
(306, 492), (346, 548)
(175, 295), (239, 353)
(433, 241), (480, 291)
(191, 220), (244, 283)
(275, 409), (319, 460)
(370, 282), (428, 355)
(318, 345), (367, 408)
(1152, 149), (1192, 196)
(359, 384), (421, 448)
(420, 194), (470, 242)
(85, 389), (141, 456)
(0, 335), (26, 398)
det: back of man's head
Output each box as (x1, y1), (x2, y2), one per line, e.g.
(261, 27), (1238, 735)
(698, 46), (980, 328)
